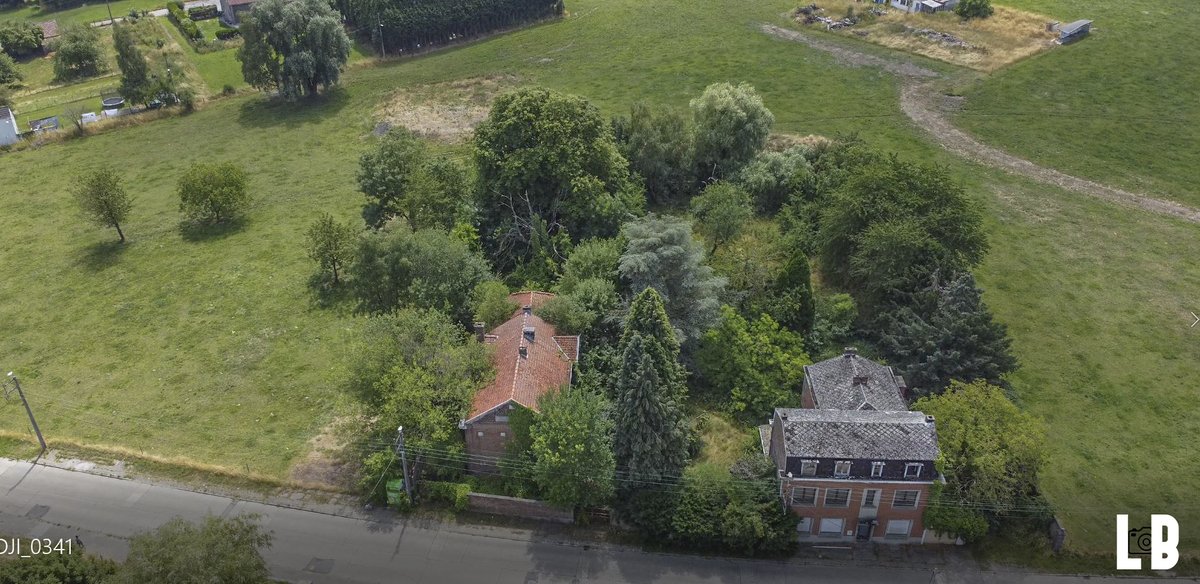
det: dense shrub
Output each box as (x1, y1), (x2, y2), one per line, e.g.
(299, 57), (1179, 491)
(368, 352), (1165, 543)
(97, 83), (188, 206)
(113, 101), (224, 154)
(216, 27), (241, 40)
(167, 2), (203, 41)
(0, 21), (44, 58)
(423, 481), (471, 511)
(346, 0), (562, 55)
(188, 5), (219, 19)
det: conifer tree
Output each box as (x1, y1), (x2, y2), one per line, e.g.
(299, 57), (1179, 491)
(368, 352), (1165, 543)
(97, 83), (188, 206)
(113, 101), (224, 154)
(612, 334), (688, 486)
(620, 288), (685, 398)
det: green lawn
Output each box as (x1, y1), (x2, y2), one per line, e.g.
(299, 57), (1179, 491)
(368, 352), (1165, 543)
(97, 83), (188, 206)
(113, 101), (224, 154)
(955, 0), (1200, 207)
(0, 0), (1197, 554)
(157, 17), (243, 93)
(0, 0), (165, 26)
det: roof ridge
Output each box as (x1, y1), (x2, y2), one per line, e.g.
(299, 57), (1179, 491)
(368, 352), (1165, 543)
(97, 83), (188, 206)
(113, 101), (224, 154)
(510, 308), (530, 402)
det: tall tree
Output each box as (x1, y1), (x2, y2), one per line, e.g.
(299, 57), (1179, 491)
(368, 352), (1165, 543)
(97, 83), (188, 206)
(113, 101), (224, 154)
(530, 386), (616, 510)
(876, 271), (1016, 397)
(619, 215), (725, 345)
(53, 25), (106, 81)
(177, 162), (251, 225)
(474, 87), (644, 274)
(0, 21), (44, 58)
(618, 101), (696, 204)
(0, 52), (20, 85)
(348, 227), (493, 324)
(818, 155), (986, 308)
(112, 515), (272, 584)
(913, 380), (1046, 538)
(690, 82), (774, 181)
(734, 146), (810, 215)
(73, 168), (133, 243)
(357, 128), (470, 230)
(304, 213), (358, 285)
(696, 306), (810, 421)
(555, 236), (623, 295)
(763, 251), (816, 335)
(237, 0), (351, 99)
(620, 287), (685, 396)
(689, 181), (751, 255)
(612, 334), (689, 486)
(113, 23), (153, 105)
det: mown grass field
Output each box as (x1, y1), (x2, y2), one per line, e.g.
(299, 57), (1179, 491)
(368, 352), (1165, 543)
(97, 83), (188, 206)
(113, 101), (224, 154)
(0, 0), (1197, 554)
(955, 0), (1200, 207)
(0, 0), (164, 26)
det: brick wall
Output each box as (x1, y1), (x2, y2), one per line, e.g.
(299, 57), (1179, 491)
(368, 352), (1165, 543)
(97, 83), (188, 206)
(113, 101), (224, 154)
(467, 493), (574, 524)
(783, 478), (934, 543)
(464, 421), (511, 474)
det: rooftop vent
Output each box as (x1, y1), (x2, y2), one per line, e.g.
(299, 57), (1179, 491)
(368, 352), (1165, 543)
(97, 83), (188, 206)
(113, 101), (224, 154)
(925, 415), (936, 424)
(473, 322), (486, 342)
(523, 326), (536, 342)
(843, 347), (858, 358)
(522, 305), (533, 315)
(518, 346), (528, 358)
(852, 375), (869, 385)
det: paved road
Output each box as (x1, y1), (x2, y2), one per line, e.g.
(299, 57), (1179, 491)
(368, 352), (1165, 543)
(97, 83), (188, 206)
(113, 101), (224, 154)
(0, 459), (1176, 583)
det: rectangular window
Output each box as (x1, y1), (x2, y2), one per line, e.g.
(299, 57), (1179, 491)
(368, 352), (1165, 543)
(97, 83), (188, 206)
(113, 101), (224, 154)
(499, 432), (507, 437)
(790, 487), (818, 507)
(824, 488), (851, 507)
(494, 415), (509, 423)
(796, 517), (813, 535)
(834, 461), (851, 478)
(863, 489), (879, 508)
(904, 463), (923, 478)
(476, 431), (484, 437)
(871, 461), (885, 477)
(819, 518), (845, 536)
(893, 490), (920, 508)
(800, 460), (817, 476)
(886, 519), (913, 537)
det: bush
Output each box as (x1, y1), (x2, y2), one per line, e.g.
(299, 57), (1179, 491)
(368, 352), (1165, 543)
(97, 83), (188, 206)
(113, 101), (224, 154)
(216, 27), (241, 40)
(177, 161), (250, 224)
(423, 481), (470, 511)
(222, 83), (236, 95)
(167, 2), (203, 41)
(955, 0), (993, 19)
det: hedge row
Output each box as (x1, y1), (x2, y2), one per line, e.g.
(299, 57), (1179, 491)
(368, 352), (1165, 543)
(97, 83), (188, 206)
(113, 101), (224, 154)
(421, 481), (470, 511)
(215, 27), (240, 40)
(188, 5), (218, 20)
(167, 1), (203, 41)
(344, 0), (563, 54)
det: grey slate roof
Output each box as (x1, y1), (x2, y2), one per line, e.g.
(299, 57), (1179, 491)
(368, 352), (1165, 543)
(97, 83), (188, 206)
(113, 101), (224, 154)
(803, 349), (907, 411)
(1061, 20), (1092, 36)
(776, 409), (939, 461)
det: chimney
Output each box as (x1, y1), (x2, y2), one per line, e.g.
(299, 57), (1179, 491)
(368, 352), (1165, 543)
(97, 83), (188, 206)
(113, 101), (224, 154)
(523, 326), (536, 342)
(843, 347), (858, 358)
(852, 375), (869, 386)
(518, 346), (528, 358)
(925, 415), (935, 424)
(473, 322), (485, 342)
(522, 305), (532, 316)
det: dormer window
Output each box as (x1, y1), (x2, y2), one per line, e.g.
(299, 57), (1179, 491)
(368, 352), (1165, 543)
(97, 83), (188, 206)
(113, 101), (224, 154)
(834, 461), (851, 478)
(904, 463), (923, 478)
(871, 461), (885, 477)
(800, 460), (817, 476)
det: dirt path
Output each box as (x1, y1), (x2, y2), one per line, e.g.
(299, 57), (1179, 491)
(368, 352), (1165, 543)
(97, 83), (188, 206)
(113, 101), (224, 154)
(760, 24), (1200, 224)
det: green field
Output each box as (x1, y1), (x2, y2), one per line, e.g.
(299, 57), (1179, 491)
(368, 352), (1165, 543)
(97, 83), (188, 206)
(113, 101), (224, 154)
(0, 0), (165, 26)
(955, 0), (1200, 207)
(1, 0), (1197, 554)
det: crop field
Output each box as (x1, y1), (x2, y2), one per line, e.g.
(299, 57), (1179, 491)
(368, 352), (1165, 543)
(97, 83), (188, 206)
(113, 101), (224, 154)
(0, 0), (1197, 554)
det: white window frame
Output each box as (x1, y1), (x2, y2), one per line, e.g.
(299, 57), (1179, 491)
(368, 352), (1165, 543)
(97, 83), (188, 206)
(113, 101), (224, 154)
(790, 487), (819, 507)
(885, 519), (913, 538)
(904, 462), (924, 478)
(892, 490), (921, 508)
(871, 461), (885, 477)
(862, 489), (879, 509)
(818, 518), (845, 536)
(824, 488), (852, 508)
(800, 460), (818, 477)
(834, 460), (852, 478)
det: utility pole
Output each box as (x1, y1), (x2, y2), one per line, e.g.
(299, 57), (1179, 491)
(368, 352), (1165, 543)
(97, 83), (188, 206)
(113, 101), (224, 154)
(104, 0), (115, 26)
(395, 426), (412, 502)
(4, 373), (47, 455)
(378, 21), (386, 58)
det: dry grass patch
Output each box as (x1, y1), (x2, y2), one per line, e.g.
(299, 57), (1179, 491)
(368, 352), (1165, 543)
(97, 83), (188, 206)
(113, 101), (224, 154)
(374, 74), (519, 142)
(800, 3), (1057, 71)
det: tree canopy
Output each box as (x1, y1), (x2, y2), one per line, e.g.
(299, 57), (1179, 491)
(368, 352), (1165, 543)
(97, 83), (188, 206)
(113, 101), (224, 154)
(0, 21), (44, 58)
(177, 162), (251, 225)
(0, 52), (20, 85)
(73, 168), (133, 243)
(304, 213), (358, 285)
(112, 515), (272, 584)
(617, 101), (696, 204)
(619, 215), (725, 345)
(114, 23), (153, 105)
(530, 386), (615, 509)
(348, 227), (493, 325)
(237, 0), (351, 99)
(53, 25), (106, 81)
(690, 82), (774, 180)
(358, 127), (471, 230)
(612, 333), (689, 488)
(474, 87), (644, 276)
(690, 181), (752, 254)
(696, 306), (809, 421)
(955, 0), (994, 19)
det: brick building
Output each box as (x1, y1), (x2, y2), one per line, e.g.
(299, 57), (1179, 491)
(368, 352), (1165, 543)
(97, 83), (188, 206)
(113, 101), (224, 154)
(764, 408), (941, 543)
(461, 291), (580, 474)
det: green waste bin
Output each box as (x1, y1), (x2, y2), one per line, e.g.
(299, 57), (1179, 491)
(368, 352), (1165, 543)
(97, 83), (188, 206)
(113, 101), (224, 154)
(386, 479), (407, 506)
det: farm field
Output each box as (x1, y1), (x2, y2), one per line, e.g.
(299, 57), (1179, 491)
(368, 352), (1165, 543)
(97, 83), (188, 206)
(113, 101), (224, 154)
(955, 0), (1200, 207)
(0, 0), (1197, 554)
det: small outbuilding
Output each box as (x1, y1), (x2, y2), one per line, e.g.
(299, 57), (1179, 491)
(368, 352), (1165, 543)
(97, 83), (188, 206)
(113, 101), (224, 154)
(0, 107), (19, 146)
(29, 116), (60, 133)
(1059, 19), (1092, 43)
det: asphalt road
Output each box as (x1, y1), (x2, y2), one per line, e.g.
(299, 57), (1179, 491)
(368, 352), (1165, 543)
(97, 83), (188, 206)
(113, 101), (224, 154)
(0, 459), (1174, 583)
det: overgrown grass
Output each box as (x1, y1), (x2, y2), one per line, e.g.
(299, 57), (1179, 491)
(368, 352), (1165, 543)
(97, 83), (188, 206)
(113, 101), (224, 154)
(955, 0), (1200, 206)
(696, 412), (755, 469)
(0, 0), (1197, 557)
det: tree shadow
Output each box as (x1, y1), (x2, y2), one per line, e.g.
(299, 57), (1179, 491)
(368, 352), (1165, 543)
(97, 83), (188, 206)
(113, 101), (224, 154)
(179, 218), (248, 242)
(77, 239), (129, 272)
(307, 273), (357, 310)
(235, 86), (352, 130)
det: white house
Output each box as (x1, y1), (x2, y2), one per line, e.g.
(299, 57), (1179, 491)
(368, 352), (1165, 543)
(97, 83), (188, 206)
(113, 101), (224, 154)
(886, 0), (960, 13)
(0, 107), (19, 147)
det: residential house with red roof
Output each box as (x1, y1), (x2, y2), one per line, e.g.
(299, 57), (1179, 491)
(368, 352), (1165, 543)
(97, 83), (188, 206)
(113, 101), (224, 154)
(461, 291), (580, 474)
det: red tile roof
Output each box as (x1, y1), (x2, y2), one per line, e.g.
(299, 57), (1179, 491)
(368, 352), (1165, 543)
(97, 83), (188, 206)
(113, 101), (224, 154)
(38, 21), (58, 39)
(467, 292), (580, 421)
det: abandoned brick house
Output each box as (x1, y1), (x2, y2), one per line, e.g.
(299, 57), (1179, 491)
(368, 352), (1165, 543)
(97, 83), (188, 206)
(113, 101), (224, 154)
(460, 291), (580, 474)
(763, 348), (948, 543)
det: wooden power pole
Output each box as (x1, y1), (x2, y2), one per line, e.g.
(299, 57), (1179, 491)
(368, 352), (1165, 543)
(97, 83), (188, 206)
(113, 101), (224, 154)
(4, 373), (47, 454)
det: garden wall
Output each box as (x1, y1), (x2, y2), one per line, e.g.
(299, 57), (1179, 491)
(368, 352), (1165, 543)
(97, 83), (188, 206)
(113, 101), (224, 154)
(466, 493), (573, 524)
